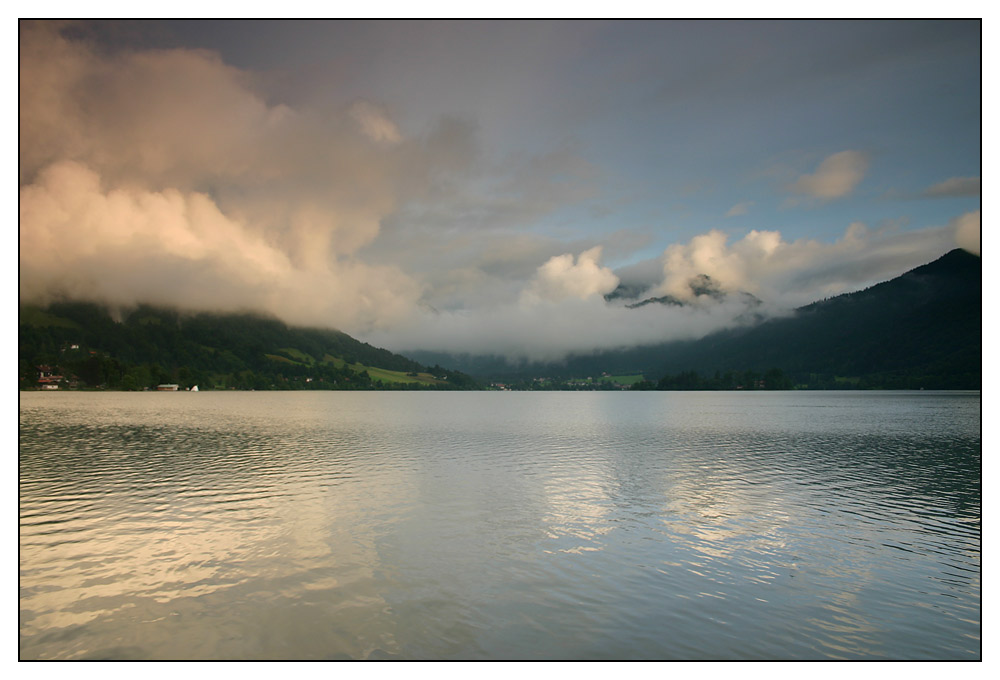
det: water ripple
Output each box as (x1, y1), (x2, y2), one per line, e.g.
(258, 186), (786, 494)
(20, 391), (980, 660)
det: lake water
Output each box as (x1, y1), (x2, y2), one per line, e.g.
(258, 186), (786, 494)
(19, 390), (980, 660)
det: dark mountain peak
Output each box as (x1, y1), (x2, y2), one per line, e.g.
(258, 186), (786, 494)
(604, 283), (649, 302)
(626, 295), (685, 309)
(608, 273), (727, 305)
(650, 247), (981, 389)
(625, 275), (761, 310)
(688, 274), (725, 300)
(800, 247), (980, 314)
(907, 248), (980, 279)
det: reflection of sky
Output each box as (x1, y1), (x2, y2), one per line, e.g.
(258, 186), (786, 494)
(541, 469), (614, 554)
(20, 393), (420, 659)
(20, 392), (981, 659)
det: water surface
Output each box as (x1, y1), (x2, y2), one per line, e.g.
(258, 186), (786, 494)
(19, 391), (981, 659)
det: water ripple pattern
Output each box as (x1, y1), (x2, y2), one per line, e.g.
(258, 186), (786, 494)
(19, 390), (980, 660)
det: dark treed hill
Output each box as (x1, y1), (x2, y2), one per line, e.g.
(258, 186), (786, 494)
(642, 248), (981, 389)
(19, 302), (479, 390)
(408, 249), (981, 390)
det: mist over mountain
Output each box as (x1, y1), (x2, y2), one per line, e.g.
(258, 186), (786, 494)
(21, 249), (978, 391)
(605, 274), (767, 331)
(405, 249), (981, 389)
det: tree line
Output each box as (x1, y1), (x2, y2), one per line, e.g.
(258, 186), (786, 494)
(19, 302), (479, 391)
(631, 368), (794, 391)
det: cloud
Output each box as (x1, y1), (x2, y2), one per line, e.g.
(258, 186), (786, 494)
(656, 229), (781, 301)
(522, 247), (619, 304)
(349, 100), (403, 145)
(18, 23), (977, 365)
(16, 22), (473, 335)
(21, 22), (282, 188)
(19, 161), (422, 331)
(19, 23), (612, 336)
(650, 216), (968, 309)
(787, 150), (869, 200)
(725, 201), (753, 217)
(952, 210), (980, 255)
(370, 293), (758, 363)
(369, 215), (968, 362)
(923, 176), (980, 198)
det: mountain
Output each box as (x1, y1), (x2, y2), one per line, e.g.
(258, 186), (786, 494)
(644, 248), (981, 389)
(21, 250), (980, 391)
(607, 273), (761, 310)
(18, 302), (480, 390)
(409, 249), (981, 389)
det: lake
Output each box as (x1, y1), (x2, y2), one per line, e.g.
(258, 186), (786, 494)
(18, 390), (980, 660)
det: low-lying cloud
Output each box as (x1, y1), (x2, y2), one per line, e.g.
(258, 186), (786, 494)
(368, 290), (763, 363)
(371, 212), (977, 361)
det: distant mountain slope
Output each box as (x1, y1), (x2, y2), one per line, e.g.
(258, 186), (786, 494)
(409, 249), (981, 389)
(18, 302), (479, 390)
(646, 248), (980, 388)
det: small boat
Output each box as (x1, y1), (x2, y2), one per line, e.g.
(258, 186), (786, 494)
(156, 384), (179, 391)
(190, 385), (199, 392)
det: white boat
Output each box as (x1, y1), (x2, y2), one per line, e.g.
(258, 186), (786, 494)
(190, 385), (199, 392)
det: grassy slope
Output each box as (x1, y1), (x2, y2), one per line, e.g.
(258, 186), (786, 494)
(598, 374), (646, 385)
(268, 350), (447, 386)
(20, 306), (82, 329)
(324, 356), (447, 386)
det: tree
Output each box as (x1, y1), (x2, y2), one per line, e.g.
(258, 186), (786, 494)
(764, 368), (792, 390)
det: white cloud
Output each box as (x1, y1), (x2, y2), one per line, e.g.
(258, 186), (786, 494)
(651, 217), (966, 309)
(16, 22), (470, 335)
(656, 229), (781, 301)
(522, 247), (619, 304)
(18, 160), (422, 333)
(788, 150), (869, 200)
(952, 210), (980, 255)
(370, 294), (756, 363)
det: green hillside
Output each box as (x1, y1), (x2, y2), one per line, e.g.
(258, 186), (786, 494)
(18, 302), (479, 391)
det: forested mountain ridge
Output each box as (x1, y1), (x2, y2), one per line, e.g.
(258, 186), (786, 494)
(408, 249), (982, 390)
(18, 302), (479, 390)
(642, 248), (981, 389)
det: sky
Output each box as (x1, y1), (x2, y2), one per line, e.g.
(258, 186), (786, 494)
(18, 19), (982, 361)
